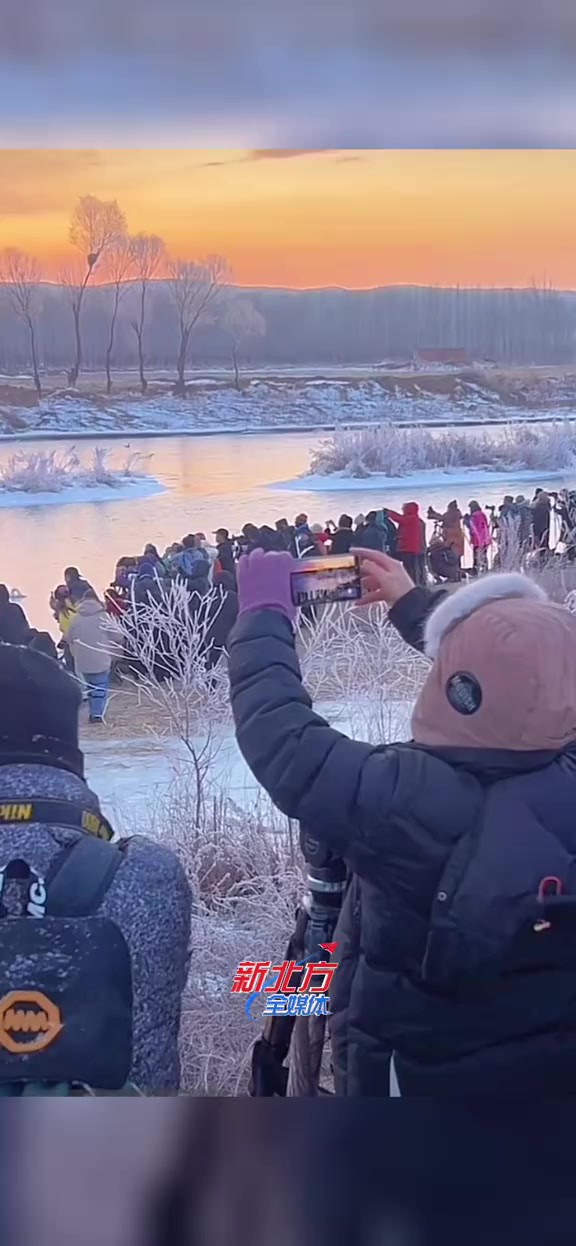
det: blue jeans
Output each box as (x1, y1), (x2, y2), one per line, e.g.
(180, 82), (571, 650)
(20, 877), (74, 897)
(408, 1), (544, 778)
(85, 671), (109, 720)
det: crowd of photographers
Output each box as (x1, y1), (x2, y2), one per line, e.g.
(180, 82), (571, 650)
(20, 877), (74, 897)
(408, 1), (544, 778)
(23, 486), (575, 721)
(1, 482), (576, 1096)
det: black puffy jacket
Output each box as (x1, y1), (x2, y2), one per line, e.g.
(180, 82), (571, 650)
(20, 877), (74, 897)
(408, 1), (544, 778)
(330, 527), (354, 555)
(229, 590), (576, 1097)
(0, 601), (31, 646)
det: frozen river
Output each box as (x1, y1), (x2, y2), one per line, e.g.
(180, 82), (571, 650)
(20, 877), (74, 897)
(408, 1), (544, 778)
(1, 429), (571, 631)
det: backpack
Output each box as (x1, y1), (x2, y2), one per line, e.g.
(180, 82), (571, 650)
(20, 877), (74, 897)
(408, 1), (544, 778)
(0, 832), (135, 1096)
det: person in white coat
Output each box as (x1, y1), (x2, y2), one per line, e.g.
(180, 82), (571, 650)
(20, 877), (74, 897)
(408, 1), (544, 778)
(66, 591), (120, 722)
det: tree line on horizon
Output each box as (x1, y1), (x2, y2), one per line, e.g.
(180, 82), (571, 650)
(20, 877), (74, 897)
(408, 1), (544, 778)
(1, 195), (575, 397)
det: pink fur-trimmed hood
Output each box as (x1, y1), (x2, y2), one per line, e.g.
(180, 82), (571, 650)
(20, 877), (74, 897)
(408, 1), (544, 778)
(412, 574), (576, 751)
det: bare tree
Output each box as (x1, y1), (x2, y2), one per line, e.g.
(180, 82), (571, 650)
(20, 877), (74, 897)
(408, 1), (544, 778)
(224, 298), (266, 390)
(102, 236), (133, 394)
(0, 248), (43, 397)
(67, 195), (126, 384)
(167, 255), (230, 396)
(130, 234), (165, 393)
(59, 263), (87, 385)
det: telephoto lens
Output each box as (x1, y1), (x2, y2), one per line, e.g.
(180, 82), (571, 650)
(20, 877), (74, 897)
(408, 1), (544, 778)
(300, 831), (347, 962)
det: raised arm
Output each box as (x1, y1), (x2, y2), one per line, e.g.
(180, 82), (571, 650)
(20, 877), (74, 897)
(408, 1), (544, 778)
(228, 550), (457, 876)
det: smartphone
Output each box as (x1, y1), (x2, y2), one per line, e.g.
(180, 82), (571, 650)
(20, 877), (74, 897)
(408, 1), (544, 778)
(290, 554), (362, 607)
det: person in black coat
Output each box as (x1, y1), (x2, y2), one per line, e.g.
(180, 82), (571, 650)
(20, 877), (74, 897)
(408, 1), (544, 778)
(64, 566), (94, 604)
(531, 489), (551, 553)
(187, 558), (210, 602)
(28, 629), (59, 662)
(275, 518), (296, 554)
(133, 560), (164, 607)
(256, 525), (286, 552)
(205, 570), (239, 669)
(228, 548), (576, 1097)
(236, 523), (260, 559)
(214, 528), (237, 578)
(0, 584), (31, 645)
(330, 514), (354, 555)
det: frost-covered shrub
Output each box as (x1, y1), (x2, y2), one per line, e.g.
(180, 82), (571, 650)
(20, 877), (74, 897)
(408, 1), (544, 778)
(298, 600), (427, 741)
(141, 780), (302, 1096)
(530, 563), (576, 603)
(310, 421), (576, 478)
(117, 590), (424, 1094)
(0, 447), (151, 493)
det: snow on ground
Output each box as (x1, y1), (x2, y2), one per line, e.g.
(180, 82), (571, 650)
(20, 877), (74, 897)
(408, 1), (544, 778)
(84, 730), (254, 831)
(2, 379), (574, 438)
(274, 466), (569, 493)
(0, 476), (165, 508)
(84, 696), (413, 832)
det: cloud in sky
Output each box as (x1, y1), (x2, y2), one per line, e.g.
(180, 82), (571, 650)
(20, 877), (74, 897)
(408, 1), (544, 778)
(247, 150), (333, 162)
(197, 150), (334, 169)
(5, 1), (576, 60)
(198, 150), (346, 169)
(3, 49), (576, 148)
(2, 3), (576, 145)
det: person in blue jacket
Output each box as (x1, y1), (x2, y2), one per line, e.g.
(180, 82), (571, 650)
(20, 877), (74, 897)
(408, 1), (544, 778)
(228, 548), (576, 1096)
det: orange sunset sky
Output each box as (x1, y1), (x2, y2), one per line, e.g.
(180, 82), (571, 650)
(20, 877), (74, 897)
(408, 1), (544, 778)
(2, 149), (576, 289)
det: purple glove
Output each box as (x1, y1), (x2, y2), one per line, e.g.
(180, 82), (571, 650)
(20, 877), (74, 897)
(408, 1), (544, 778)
(236, 548), (297, 623)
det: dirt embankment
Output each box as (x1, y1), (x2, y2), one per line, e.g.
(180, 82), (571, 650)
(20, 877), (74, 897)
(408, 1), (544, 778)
(373, 365), (576, 406)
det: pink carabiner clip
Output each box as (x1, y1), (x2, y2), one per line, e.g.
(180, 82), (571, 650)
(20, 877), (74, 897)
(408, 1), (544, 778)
(534, 876), (564, 932)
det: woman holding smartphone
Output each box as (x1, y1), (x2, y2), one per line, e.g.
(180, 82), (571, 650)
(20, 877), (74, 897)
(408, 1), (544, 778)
(228, 547), (576, 1097)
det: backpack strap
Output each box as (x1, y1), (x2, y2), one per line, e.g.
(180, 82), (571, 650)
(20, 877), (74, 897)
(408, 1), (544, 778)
(45, 837), (125, 917)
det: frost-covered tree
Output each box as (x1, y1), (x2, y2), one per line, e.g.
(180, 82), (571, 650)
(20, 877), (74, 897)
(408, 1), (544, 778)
(129, 233), (165, 393)
(224, 297), (266, 390)
(167, 255), (230, 396)
(102, 236), (134, 394)
(66, 195), (127, 385)
(0, 248), (43, 397)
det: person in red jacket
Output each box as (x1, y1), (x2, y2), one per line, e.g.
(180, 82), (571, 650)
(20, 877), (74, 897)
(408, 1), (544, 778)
(386, 501), (427, 585)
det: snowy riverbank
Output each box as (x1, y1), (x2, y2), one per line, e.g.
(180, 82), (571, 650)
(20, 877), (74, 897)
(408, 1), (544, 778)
(274, 466), (569, 493)
(2, 376), (576, 438)
(0, 446), (163, 507)
(296, 421), (576, 487)
(0, 476), (165, 508)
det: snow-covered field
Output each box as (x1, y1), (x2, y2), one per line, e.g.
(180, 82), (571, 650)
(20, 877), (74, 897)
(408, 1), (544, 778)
(2, 376), (575, 438)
